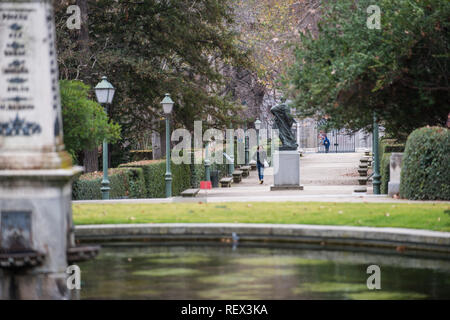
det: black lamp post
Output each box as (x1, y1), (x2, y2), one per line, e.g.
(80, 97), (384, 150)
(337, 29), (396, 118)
(94, 76), (115, 200)
(161, 93), (174, 198)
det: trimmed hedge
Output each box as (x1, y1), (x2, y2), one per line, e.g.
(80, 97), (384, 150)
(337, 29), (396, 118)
(126, 168), (147, 198)
(379, 138), (404, 160)
(400, 127), (450, 200)
(171, 162), (192, 196)
(383, 144), (405, 154)
(120, 160), (192, 198)
(73, 168), (146, 200)
(73, 156), (232, 200)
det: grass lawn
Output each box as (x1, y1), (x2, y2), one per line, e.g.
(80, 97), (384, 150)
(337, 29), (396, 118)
(73, 202), (450, 232)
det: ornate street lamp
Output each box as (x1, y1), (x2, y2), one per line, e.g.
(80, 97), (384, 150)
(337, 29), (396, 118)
(94, 76), (116, 200)
(161, 93), (174, 198)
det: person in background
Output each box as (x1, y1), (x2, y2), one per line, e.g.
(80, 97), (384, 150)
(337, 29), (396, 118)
(323, 134), (331, 153)
(253, 145), (268, 184)
(318, 131), (325, 145)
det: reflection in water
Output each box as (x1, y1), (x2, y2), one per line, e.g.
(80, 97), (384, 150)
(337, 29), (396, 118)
(77, 244), (450, 300)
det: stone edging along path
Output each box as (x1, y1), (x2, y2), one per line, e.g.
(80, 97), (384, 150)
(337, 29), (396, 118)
(75, 223), (450, 253)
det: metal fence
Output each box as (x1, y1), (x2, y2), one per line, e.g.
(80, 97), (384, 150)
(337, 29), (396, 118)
(318, 129), (356, 153)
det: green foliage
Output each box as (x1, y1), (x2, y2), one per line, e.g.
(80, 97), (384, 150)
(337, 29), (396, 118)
(383, 145), (406, 154)
(379, 138), (394, 160)
(120, 160), (192, 198)
(288, 0), (449, 139)
(55, 0), (250, 144)
(379, 138), (405, 161)
(191, 164), (206, 189)
(72, 168), (146, 200)
(400, 127), (450, 200)
(126, 168), (147, 199)
(171, 163), (193, 196)
(60, 80), (121, 161)
(120, 161), (165, 198)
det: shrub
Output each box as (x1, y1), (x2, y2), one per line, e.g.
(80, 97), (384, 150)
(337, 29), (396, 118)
(383, 145), (405, 154)
(72, 168), (146, 200)
(74, 157), (231, 200)
(120, 160), (165, 198)
(126, 168), (147, 198)
(171, 162), (192, 196)
(60, 80), (121, 163)
(379, 138), (404, 160)
(120, 160), (192, 198)
(379, 138), (396, 156)
(191, 163), (205, 188)
(400, 127), (450, 200)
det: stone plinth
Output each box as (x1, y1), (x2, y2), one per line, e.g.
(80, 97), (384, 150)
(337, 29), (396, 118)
(0, 168), (82, 299)
(271, 150), (304, 191)
(0, 1), (86, 300)
(388, 153), (403, 197)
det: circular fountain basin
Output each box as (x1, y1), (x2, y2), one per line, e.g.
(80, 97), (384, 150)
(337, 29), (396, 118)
(77, 243), (450, 300)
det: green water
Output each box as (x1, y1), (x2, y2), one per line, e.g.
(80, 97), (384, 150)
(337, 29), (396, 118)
(77, 244), (450, 300)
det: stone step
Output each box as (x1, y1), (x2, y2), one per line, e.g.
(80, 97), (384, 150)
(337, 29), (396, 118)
(219, 177), (233, 188)
(354, 186), (367, 193)
(232, 170), (243, 183)
(181, 188), (200, 198)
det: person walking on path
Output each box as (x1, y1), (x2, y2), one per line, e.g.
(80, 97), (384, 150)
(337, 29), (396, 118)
(253, 146), (268, 184)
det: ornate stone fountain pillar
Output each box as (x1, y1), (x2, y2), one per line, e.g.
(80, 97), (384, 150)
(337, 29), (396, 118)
(0, 0), (84, 299)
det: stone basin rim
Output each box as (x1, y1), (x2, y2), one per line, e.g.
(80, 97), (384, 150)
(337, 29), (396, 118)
(75, 223), (450, 253)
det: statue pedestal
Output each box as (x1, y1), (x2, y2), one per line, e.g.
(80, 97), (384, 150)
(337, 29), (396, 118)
(270, 151), (304, 191)
(0, 168), (82, 299)
(388, 153), (403, 197)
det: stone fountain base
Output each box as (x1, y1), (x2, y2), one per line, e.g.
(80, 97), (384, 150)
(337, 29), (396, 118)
(0, 168), (82, 300)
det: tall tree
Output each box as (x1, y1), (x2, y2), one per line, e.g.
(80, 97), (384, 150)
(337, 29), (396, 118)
(228, 0), (322, 123)
(77, 0), (99, 171)
(55, 0), (251, 158)
(287, 0), (449, 140)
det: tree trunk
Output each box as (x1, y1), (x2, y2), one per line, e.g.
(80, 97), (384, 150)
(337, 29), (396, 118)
(76, 0), (99, 172)
(76, 0), (89, 59)
(83, 148), (98, 172)
(152, 131), (162, 160)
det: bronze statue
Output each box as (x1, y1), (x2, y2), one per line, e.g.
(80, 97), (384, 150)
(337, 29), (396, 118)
(270, 100), (298, 150)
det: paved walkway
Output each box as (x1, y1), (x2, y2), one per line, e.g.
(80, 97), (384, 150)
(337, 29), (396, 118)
(300, 153), (363, 185)
(74, 152), (450, 204)
(189, 152), (373, 202)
